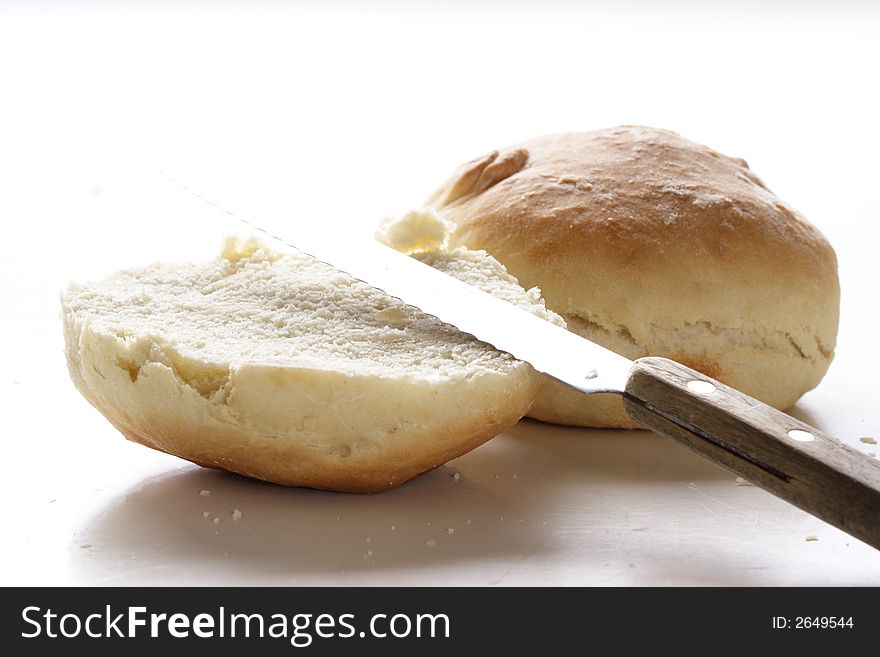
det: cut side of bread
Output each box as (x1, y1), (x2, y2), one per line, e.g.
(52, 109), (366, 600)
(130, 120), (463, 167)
(62, 238), (557, 492)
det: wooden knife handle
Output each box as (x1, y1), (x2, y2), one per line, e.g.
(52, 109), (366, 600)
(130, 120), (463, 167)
(622, 357), (880, 550)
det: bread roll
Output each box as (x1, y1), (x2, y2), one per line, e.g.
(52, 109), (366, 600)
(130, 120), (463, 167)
(62, 238), (558, 491)
(426, 126), (840, 428)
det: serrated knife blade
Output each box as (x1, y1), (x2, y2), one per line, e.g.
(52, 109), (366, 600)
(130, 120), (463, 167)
(259, 226), (634, 396)
(163, 170), (634, 396)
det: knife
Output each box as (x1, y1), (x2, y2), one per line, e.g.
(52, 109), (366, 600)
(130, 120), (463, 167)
(169, 172), (880, 550)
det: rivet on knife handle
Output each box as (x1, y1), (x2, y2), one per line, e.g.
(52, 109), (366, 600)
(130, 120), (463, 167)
(622, 357), (880, 550)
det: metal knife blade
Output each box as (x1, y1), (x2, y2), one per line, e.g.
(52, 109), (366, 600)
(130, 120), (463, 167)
(165, 171), (633, 395)
(285, 232), (633, 395)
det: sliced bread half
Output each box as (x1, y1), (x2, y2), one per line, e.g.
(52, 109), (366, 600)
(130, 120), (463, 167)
(62, 238), (557, 492)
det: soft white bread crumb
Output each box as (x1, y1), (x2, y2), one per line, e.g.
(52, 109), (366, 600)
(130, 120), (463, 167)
(378, 209), (564, 329)
(376, 207), (453, 254)
(62, 238), (555, 492)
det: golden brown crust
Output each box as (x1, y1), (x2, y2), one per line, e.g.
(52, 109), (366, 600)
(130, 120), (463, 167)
(427, 148), (529, 207)
(429, 126), (840, 427)
(112, 404), (531, 493)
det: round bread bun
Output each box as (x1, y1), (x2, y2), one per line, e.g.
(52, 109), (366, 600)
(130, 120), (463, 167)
(426, 126), (840, 428)
(62, 238), (557, 492)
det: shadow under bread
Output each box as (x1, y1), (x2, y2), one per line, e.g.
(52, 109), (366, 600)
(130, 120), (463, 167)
(69, 420), (736, 585)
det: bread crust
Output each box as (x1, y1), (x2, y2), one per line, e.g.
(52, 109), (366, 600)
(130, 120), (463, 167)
(65, 310), (541, 492)
(429, 126), (840, 427)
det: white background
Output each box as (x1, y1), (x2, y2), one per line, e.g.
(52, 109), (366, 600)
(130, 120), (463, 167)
(1, 1), (879, 585)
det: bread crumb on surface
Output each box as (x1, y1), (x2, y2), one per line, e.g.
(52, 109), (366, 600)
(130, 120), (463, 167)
(859, 436), (877, 445)
(425, 540), (436, 547)
(212, 517), (220, 526)
(199, 489), (211, 497)
(202, 511), (210, 518)
(231, 509), (242, 522)
(805, 535), (818, 542)
(735, 476), (755, 487)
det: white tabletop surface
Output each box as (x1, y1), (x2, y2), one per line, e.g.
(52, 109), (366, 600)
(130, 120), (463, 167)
(2, 1), (879, 586)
